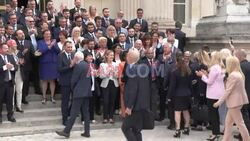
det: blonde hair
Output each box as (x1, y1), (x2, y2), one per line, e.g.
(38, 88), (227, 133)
(104, 50), (114, 63)
(197, 50), (210, 66)
(226, 56), (245, 80)
(220, 48), (232, 60)
(71, 26), (81, 37)
(106, 25), (117, 38)
(209, 51), (224, 68)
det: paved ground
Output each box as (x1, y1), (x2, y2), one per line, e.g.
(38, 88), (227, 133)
(1, 126), (239, 141)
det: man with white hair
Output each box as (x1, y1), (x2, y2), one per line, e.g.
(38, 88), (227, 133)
(56, 51), (92, 138)
(122, 48), (152, 141)
(134, 39), (145, 58)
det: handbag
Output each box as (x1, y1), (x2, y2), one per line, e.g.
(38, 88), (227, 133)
(191, 100), (209, 122)
(141, 109), (155, 130)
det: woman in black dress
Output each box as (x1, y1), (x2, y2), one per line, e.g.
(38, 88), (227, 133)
(168, 52), (193, 138)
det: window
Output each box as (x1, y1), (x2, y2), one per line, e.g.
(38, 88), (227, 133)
(174, 0), (190, 25)
(0, 0), (7, 12)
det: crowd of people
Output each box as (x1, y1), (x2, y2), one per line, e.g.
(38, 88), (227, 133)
(0, 0), (250, 140)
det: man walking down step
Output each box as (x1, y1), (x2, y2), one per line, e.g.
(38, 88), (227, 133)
(56, 51), (92, 138)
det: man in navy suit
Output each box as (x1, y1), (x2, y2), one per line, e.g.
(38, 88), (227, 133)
(57, 41), (75, 126)
(83, 22), (98, 43)
(174, 21), (186, 52)
(129, 8), (148, 33)
(118, 32), (132, 51)
(53, 17), (69, 40)
(56, 51), (92, 138)
(70, 0), (85, 21)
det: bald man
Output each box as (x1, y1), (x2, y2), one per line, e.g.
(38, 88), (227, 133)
(122, 48), (152, 141)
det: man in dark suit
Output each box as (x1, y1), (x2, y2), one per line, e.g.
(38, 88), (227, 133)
(8, 13), (23, 31)
(175, 21), (186, 52)
(0, 43), (17, 123)
(118, 32), (132, 51)
(70, 0), (85, 21)
(139, 48), (160, 120)
(56, 51), (92, 138)
(235, 49), (250, 140)
(58, 41), (75, 126)
(29, 0), (40, 18)
(53, 17), (69, 40)
(16, 29), (34, 104)
(101, 8), (115, 28)
(83, 22), (98, 43)
(2, 3), (12, 24)
(94, 16), (106, 35)
(45, 0), (56, 21)
(129, 8), (148, 33)
(150, 22), (165, 38)
(157, 43), (175, 122)
(122, 48), (151, 141)
(126, 27), (137, 48)
(5, 25), (15, 40)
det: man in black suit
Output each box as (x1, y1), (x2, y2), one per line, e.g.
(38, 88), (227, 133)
(83, 22), (98, 43)
(28, 0), (40, 18)
(2, 3), (12, 24)
(16, 29), (34, 104)
(94, 16), (106, 35)
(235, 49), (250, 140)
(45, 0), (56, 21)
(0, 43), (17, 123)
(175, 21), (186, 52)
(58, 41), (75, 126)
(101, 8), (115, 28)
(139, 48), (160, 120)
(53, 17), (69, 40)
(129, 8), (148, 33)
(5, 25), (15, 40)
(150, 22), (165, 38)
(56, 51), (92, 138)
(122, 48), (151, 141)
(70, 0), (85, 21)
(8, 13), (23, 31)
(126, 27), (137, 48)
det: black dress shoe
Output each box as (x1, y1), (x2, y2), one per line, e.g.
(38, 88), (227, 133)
(22, 100), (29, 105)
(8, 117), (16, 122)
(155, 117), (164, 122)
(234, 134), (242, 141)
(16, 108), (24, 113)
(167, 124), (175, 130)
(55, 131), (70, 138)
(81, 132), (90, 138)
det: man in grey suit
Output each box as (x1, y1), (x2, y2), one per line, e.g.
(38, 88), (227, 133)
(56, 51), (92, 138)
(122, 48), (151, 141)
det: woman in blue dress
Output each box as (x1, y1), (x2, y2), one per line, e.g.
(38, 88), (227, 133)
(37, 30), (60, 104)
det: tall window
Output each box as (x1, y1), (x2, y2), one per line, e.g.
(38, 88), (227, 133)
(174, 0), (189, 24)
(0, 0), (7, 12)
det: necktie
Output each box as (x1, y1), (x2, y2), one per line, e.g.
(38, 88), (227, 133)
(4, 56), (10, 81)
(121, 44), (125, 50)
(68, 54), (71, 60)
(92, 50), (96, 60)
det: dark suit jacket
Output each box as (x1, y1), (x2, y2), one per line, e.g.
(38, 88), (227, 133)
(167, 69), (193, 99)
(175, 29), (186, 52)
(107, 37), (118, 50)
(17, 40), (34, 80)
(120, 42), (132, 51)
(122, 19), (128, 28)
(240, 60), (250, 101)
(124, 64), (151, 111)
(101, 17), (115, 28)
(0, 54), (18, 84)
(83, 32), (95, 40)
(70, 8), (85, 21)
(53, 27), (70, 40)
(129, 19), (148, 33)
(71, 60), (92, 98)
(58, 52), (74, 86)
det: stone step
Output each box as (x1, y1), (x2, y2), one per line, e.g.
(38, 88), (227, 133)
(3, 107), (61, 119)
(26, 93), (62, 102)
(0, 121), (124, 137)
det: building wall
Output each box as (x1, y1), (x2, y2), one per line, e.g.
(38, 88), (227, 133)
(53, 0), (216, 37)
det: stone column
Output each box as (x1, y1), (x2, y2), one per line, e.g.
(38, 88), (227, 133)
(120, 0), (141, 21)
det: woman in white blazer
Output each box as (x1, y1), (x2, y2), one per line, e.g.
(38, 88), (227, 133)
(99, 50), (119, 124)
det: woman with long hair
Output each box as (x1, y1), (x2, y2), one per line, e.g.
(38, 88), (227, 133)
(89, 5), (97, 25)
(196, 51), (225, 141)
(99, 50), (119, 124)
(168, 52), (193, 138)
(68, 26), (84, 50)
(106, 25), (117, 49)
(214, 56), (250, 141)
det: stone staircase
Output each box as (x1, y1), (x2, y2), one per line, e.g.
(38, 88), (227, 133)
(0, 92), (124, 137)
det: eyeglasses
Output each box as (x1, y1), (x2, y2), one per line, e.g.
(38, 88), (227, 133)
(29, 21), (35, 23)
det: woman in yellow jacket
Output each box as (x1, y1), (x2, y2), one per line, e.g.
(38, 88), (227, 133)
(214, 56), (249, 141)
